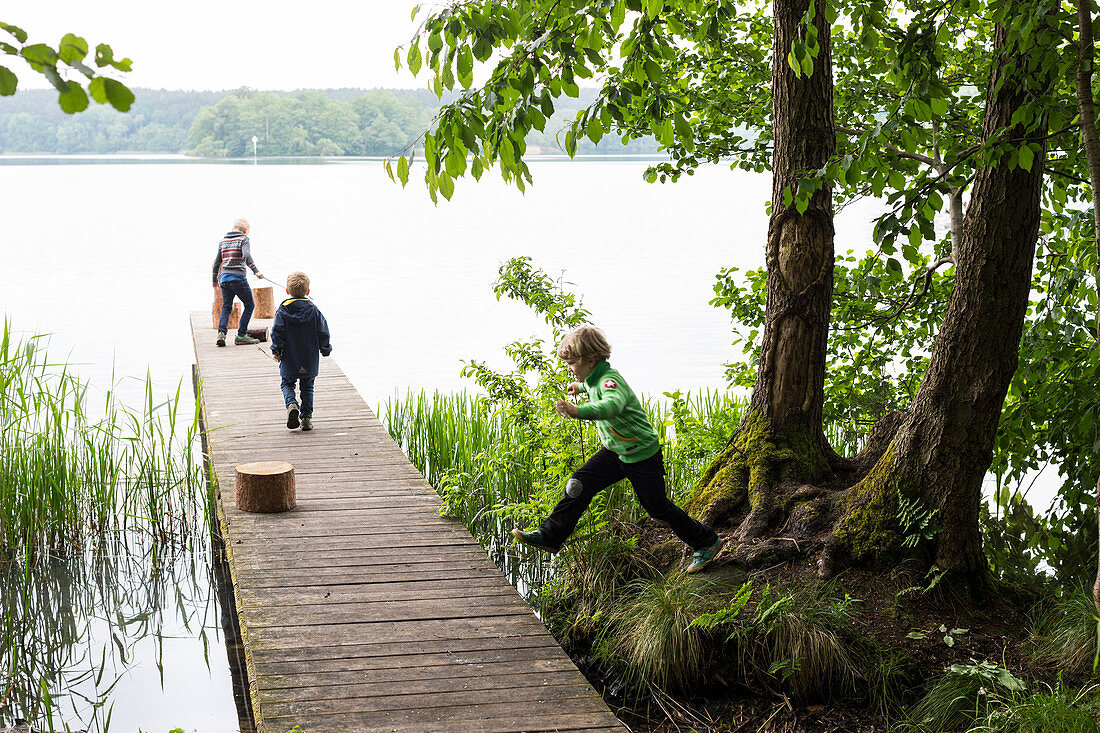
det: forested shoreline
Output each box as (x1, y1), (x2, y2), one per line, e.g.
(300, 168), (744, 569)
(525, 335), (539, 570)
(0, 87), (658, 157)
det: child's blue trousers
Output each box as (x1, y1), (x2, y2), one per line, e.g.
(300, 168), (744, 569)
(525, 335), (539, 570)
(281, 376), (316, 418)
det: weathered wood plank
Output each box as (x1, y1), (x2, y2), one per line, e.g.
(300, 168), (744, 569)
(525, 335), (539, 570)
(190, 312), (623, 733)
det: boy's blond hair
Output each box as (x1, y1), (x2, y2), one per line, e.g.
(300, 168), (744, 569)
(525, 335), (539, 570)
(557, 326), (611, 362)
(232, 217), (250, 232)
(286, 271), (310, 298)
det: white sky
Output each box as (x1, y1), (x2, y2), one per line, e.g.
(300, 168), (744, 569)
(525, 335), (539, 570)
(5, 0), (427, 91)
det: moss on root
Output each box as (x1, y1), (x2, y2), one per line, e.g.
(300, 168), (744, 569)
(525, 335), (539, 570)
(687, 411), (797, 521)
(832, 444), (906, 564)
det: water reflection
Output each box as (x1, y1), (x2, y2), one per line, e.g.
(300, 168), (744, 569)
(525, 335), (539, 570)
(0, 530), (254, 732)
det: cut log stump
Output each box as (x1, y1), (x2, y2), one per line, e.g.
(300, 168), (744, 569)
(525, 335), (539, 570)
(235, 461), (295, 513)
(253, 285), (275, 318)
(247, 327), (268, 342)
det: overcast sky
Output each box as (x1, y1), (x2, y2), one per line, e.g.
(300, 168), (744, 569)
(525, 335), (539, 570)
(6, 0), (426, 91)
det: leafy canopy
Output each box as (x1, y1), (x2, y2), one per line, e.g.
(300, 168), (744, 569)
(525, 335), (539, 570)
(1, 21), (133, 113)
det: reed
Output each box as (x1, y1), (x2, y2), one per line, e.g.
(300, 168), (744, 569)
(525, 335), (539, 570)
(382, 388), (747, 527)
(0, 322), (204, 560)
(0, 321), (207, 729)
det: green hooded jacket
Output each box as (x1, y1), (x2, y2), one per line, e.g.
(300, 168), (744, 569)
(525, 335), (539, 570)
(575, 361), (660, 463)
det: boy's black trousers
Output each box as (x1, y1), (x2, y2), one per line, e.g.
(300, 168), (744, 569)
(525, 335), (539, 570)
(538, 447), (718, 551)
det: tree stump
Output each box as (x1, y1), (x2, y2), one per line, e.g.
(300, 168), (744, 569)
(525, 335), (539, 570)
(235, 461), (295, 513)
(212, 287), (242, 330)
(253, 285), (275, 318)
(247, 327), (268, 342)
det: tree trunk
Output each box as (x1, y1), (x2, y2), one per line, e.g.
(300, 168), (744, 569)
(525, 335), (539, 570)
(1074, 0), (1100, 615)
(752, 0), (835, 451)
(831, 17), (1051, 587)
(690, 1), (1052, 589)
(687, 0), (835, 554)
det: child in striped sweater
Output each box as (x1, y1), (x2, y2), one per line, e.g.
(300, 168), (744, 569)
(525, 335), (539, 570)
(512, 326), (724, 573)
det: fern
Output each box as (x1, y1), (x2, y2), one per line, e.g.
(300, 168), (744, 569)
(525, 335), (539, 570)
(897, 489), (940, 548)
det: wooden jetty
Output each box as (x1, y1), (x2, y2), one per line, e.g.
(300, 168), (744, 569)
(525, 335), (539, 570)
(190, 313), (624, 733)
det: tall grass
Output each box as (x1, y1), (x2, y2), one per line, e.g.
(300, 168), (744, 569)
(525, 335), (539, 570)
(0, 323), (205, 559)
(0, 322), (208, 730)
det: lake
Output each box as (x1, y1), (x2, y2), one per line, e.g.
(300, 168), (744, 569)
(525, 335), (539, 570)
(0, 154), (893, 407)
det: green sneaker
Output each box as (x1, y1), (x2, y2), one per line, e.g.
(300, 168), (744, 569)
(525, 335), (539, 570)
(216, 331), (227, 347)
(235, 334), (259, 345)
(300, 417), (313, 431)
(511, 528), (560, 554)
(686, 537), (725, 574)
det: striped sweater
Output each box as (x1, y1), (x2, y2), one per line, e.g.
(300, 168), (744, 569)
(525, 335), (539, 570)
(575, 361), (661, 463)
(212, 230), (260, 284)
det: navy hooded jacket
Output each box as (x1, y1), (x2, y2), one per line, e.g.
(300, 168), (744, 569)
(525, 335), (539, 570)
(270, 298), (332, 379)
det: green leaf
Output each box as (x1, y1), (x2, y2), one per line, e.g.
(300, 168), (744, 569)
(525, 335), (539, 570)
(0, 65), (16, 96)
(58, 33), (88, 65)
(646, 0), (663, 20)
(471, 156), (484, 181)
(94, 44), (131, 72)
(58, 81), (89, 114)
(89, 77), (134, 111)
(393, 47), (402, 71)
(908, 226), (922, 248)
(397, 155), (410, 187)
(1018, 144), (1034, 172)
(407, 43), (422, 75)
(438, 171), (455, 200)
(20, 43), (57, 71)
(457, 46), (473, 88)
(0, 23), (28, 43)
(930, 96), (948, 117)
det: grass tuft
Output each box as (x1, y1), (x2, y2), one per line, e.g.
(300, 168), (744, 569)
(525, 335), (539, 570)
(1029, 587), (1099, 676)
(598, 572), (721, 692)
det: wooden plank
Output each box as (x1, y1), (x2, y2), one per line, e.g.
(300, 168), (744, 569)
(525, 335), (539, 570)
(190, 312), (622, 733)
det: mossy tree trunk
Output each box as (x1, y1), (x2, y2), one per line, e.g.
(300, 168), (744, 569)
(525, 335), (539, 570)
(694, 0), (835, 548)
(690, 5), (1051, 587)
(831, 20), (1051, 587)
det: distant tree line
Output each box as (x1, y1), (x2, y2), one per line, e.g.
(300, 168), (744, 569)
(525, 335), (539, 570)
(0, 87), (658, 157)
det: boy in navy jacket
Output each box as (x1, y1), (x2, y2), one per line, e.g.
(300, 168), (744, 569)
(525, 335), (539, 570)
(270, 271), (332, 431)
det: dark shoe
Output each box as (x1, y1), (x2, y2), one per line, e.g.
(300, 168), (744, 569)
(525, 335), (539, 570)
(511, 528), (559, 554)
(286, 403), (300, 430)
(300, 417), (313, 431)
(686, 537), (725, 574)
(216, 331), (227, 347)
(235, 334), (259, 345)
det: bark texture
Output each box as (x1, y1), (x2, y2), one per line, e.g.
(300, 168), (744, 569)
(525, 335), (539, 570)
(1075, 0), (1100, 614)
(751, 0), (835, 451)
(832, 18), (1051, 585)
(688, 0), (835, 560)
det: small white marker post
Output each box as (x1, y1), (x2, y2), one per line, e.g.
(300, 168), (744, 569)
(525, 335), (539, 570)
(252, 135), (258, 164)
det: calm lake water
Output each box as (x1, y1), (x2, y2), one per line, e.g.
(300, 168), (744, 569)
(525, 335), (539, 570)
(0, 155), (1051, 731)
(0, 154), (890, 407)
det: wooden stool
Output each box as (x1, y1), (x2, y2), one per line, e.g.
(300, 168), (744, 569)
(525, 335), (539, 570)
(253, 285), (275, 319)
(235, 461), (296, 513)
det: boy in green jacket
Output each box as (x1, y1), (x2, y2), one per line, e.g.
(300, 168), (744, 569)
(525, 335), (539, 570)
(512, 326), (725, 574)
